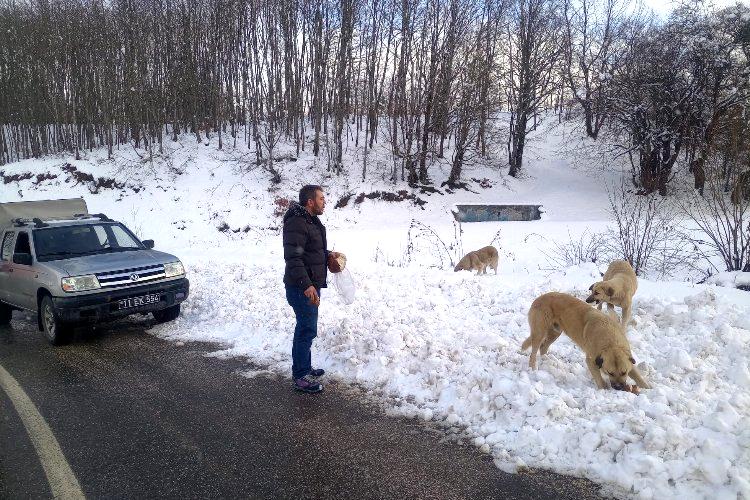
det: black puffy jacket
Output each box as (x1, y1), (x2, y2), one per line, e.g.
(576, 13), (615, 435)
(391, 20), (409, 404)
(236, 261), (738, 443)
(282, 202), (329, 289)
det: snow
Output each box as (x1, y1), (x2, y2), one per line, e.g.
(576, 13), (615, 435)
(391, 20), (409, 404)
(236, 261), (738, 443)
(152, 258), (749, 499)
(1, 119), (748, 499)
(707, 272), (750, 289)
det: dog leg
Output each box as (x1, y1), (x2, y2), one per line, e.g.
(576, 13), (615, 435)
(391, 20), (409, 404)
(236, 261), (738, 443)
(539, 328), (561, 355)
(621, 304), (631, 328)
(528, 335), (545, 370)
(629, 366), (651, 389)
(597, 302), (603, 310)
(586, 357), (608, 389)
(521, 336), (532, 350)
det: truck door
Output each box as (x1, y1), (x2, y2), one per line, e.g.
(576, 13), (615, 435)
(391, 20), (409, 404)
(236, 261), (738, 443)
(8, 231), (36, 310)
(0, 231), (15, 303)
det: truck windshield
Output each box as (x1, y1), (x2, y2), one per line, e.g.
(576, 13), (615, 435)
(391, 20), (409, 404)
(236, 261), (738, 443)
(34, 223), (143, 262)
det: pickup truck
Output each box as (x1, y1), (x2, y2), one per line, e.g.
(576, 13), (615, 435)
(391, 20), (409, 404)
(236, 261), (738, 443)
(0, 198), (189, 344)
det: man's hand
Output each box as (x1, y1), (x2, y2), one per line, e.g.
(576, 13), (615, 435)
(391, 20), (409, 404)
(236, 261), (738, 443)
(328, 251), (344, 273)
(304, 286), (320, 306)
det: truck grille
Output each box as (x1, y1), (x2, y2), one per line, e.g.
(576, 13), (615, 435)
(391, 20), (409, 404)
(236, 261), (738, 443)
(96, 265), (166, 288)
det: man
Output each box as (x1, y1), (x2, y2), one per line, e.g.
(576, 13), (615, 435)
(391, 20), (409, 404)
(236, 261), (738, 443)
(283, 185), (341, 393)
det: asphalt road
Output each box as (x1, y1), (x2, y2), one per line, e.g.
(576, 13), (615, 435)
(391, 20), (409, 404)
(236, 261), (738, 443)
(0, 312), (607, 500)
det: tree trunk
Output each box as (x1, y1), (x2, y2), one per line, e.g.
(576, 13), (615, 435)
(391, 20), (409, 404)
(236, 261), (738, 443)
(508, 112), (528, 177)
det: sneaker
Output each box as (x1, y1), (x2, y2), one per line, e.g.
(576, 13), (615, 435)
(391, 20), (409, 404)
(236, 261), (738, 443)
(309, 368), (325, 378)
(294, 375), (323, 393)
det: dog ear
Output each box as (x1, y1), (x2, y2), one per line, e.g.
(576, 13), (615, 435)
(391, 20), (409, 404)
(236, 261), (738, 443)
(606, 286), (615, 296)
(595, 356), (603, 368)
(588, 284), (594, 291)
(630, 357), (636, 365)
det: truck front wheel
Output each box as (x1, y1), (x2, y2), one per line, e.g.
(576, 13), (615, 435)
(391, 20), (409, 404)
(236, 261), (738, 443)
(40, 295), (72, 345)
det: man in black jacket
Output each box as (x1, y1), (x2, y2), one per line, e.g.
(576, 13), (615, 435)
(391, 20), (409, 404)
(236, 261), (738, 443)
(283, 185), (340, 393)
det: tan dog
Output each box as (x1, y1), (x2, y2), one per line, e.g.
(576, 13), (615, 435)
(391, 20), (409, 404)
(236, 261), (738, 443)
(521, 292), (651, 391)
(454, 246), (498, 275)
(586, 260), (638, 327)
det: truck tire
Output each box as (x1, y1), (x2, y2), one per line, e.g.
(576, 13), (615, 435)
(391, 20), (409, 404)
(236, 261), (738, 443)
(0, 302), (11, 325)
(153, 304), (180, 323)
(40, 295), (72, 345)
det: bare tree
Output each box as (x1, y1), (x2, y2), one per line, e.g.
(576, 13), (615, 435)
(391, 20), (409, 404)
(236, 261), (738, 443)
(607, 3), (749, 195)
(681, 3), (750, 195)
(561, 0), (633, 140)
(331, 0), (356, 174)
(607, 25), (690, 195)
(445, 1), (493, 186)
(605, 182), (686, 277)
(506, 0), (562, 177)
(680, 161), (750, 273)
(432, 0), (462, 159)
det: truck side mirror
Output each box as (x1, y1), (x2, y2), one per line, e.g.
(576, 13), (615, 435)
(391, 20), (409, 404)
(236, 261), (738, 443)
(142, 240), (155, 249)
(12, 253), (32, 266)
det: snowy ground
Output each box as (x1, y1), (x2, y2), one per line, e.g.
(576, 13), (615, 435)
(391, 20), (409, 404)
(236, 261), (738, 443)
(2, 121), (749, 499)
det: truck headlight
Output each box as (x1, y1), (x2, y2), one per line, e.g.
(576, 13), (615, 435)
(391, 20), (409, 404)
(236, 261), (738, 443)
(61, 275), (101, 292)
(164, 261), (185, 278)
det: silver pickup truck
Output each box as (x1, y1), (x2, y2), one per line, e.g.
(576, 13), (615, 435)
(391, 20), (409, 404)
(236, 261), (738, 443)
(0, 199), (189, 344)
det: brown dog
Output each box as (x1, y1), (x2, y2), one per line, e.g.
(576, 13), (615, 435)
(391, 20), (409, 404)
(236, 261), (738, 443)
(586, 260), (638, 328)
(454, 246), (498, 275)
(521, 292), (651, 391)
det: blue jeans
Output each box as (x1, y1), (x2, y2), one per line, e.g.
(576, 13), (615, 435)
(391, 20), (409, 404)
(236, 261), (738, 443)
(286, 286), (320, 379)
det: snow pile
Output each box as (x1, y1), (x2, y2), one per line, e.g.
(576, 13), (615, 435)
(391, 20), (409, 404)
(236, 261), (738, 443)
(153, 258), (750, 499)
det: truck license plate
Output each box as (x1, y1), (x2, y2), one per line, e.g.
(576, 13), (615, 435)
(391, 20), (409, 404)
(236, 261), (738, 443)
(118, 293), (161, 310)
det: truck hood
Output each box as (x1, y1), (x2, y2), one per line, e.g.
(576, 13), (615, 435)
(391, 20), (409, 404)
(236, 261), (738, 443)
(50, 250), (180, 276)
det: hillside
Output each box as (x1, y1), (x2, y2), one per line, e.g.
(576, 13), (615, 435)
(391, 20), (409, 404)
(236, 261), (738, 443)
(1, 120), (749, 500)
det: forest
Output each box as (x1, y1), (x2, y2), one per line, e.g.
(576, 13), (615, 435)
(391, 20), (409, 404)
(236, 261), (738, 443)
(0, 0), (748, 197)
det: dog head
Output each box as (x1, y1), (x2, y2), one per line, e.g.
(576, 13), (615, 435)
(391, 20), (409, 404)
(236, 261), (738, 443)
(586, 282), (615, 305)
(595, 348), (636, 391)
(454, 255), (471, 272)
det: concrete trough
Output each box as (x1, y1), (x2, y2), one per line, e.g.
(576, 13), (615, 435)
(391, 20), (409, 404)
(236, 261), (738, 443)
(452, 204), (544, 222)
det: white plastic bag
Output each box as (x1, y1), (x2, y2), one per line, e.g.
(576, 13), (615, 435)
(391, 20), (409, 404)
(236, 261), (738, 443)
(331, 268), (356, 304)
